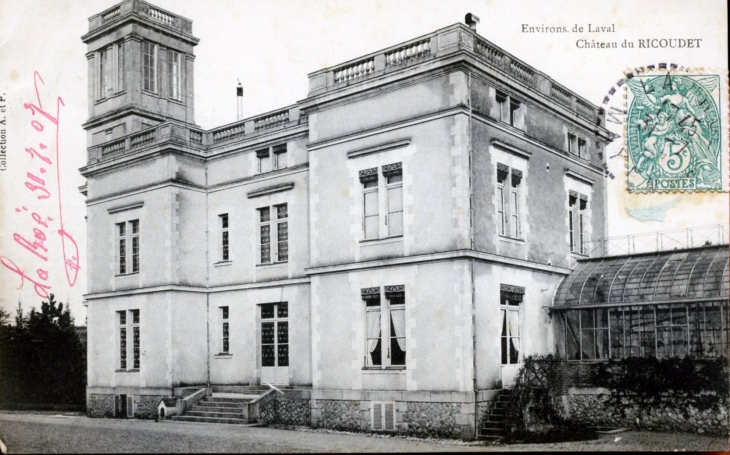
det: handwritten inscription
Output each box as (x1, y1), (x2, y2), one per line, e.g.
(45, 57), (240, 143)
(0, 72), (80, 298)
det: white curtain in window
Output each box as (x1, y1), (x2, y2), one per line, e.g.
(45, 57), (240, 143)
(390, 308), (406, 351)
(366, 311), (381, 352)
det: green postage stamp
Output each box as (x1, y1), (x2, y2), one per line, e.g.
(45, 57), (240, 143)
(626, 69), (728, 192)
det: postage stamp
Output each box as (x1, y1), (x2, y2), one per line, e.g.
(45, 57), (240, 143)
(625, 69), (728, 192)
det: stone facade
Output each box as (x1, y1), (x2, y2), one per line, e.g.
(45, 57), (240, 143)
(404, 402), (460, 438)
(134, 395), (167, 419)
(260, 394), (310, 426)
(560, 389), (729, 435)
(319, 400), (363, 432)
(87, 394), (115, 418)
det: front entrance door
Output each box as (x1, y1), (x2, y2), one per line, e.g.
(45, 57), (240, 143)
(500, 285), (523, 388)
(260, 303), (289, 386)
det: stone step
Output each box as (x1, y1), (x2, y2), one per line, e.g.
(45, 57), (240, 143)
(196, 401), (248, 409)
(171, 415), (253, 425)
(480, 427), (505, 437)
(185, 410), (245, 419)
(201, 397), (252, 404)
(482, 420), (505, 429)
(489, 408), (505, 417)
(188, 404), (245, 414)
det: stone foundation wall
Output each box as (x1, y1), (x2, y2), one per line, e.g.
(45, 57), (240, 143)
(561, 388), (729, 435)
(310, 391), (478, 439)
(320, 399), (363, 431)
(134, 395), (166, 419)
(88, 394), (115, 418)
(404, 402), (460, 438)
(259, 393), (311, 426)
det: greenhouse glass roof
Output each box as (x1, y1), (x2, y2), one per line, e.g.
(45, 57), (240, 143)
(553, 245), (729, 307)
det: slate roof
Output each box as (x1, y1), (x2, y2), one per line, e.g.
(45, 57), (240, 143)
(553, 245), (729, 307)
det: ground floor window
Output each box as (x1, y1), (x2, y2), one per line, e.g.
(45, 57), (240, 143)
(500, 284), (524, 365)
(560, 301), (728, 360)
(261, 303), (288, 367)
(363, 285), (406, 367)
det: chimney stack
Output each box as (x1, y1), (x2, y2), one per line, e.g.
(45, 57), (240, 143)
(236, 80), (244, 120)
(465, 13), (480, 32)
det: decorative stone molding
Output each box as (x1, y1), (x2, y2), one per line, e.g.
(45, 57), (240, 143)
(347, 139), (411, 159)
(491, 140), (532, 160)
(359, 167), (378, 183)
(361, 287), (380, 298)
(246, 182), (294, 199)
(382, 162), (402, 177)
(107, 201), (144, 214)
(500, 284), (525, 294)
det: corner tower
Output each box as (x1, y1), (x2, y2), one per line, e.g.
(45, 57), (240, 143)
(81, 0), (198, 150)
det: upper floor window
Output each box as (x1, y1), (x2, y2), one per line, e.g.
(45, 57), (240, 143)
(258, 204), (288, 264)
(168, 50), (181, 101)
(384, 164), (403, 237)
(496, 163), (522, 239)
(219, 214), (229, 261)
(568, 133), (588, 159)
(117, 220), (139, 274)
(569, 191), (588, 255)
(98, 41), (124, 99)
(360, 168), (379, 240)
(256, 144), (288, 174)
(359, 162), (404, 241)
(142, 41), (157, 93)
(364, 285), (406, 368)
(496, 90), (522, 128)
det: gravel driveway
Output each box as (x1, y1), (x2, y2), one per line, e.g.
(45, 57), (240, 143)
(0, 412), (727, 453)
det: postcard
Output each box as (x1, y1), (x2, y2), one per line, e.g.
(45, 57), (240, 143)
(0, 0), (727, 451)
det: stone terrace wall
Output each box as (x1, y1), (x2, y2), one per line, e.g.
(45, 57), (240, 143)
(135, 395), (166, 419)
(310, 390), (477, 439)
(88, 394), (115, 418)
(259, 390), (311, 426)
(560, 387), (729, 435)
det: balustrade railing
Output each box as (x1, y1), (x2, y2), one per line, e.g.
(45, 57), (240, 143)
(334, 58), (375, 84)
(551, 84), (573, 108)
(510, 60), (535, 88)
(385, 39), (431, 67)
(146, 6), (175, 26)
(255, 110), (289, 131)
(474, 36), (504, 66)
(102, 6), (120, 23)
(189, 129), (203, 146)
(101, 138), (126, 157)
(129, 129), (156, 150)
(576, 98), (595, 120)
(211, 123), (245, 144)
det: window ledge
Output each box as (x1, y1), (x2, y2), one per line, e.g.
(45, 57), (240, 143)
(256, 261), (288, 268)
(169, 98), (185, 106)
(360, 235), (403, 245)
(115, 272), (140, 277)
(498, 235), (525, 245)
(362, 366), (406, 372)
(214, 353), (233, 359)
(214, 261), (232, 267)
(571, 252), (589, 259)
(115, 369), (140, 373)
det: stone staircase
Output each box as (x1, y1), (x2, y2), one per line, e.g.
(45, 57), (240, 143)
(171, 389), (271, 425)
(479, 389), (512, 440)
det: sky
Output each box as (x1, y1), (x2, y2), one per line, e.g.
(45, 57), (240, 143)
(0, 0), (727, 321)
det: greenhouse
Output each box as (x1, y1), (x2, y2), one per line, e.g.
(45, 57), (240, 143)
(552, 245), (729, 361)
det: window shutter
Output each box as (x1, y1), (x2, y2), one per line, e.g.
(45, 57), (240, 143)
(127, 396), (134, 418)
(372, 403), (383, 430)
(115, 395), (121, 417)
(384, 403), (395, 430)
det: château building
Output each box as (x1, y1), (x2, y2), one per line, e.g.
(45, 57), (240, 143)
(80, 0), (717, 439)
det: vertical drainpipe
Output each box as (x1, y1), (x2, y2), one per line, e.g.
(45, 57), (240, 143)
(467, 69), (479, 438)
(205, 160), (211, 389)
